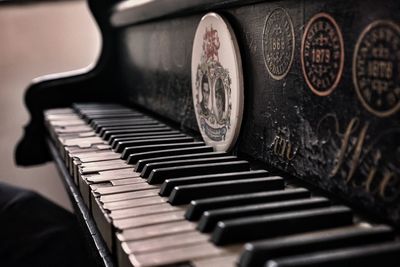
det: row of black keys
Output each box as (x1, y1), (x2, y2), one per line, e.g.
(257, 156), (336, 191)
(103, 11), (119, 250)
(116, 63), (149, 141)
(73, 103), (400, 267)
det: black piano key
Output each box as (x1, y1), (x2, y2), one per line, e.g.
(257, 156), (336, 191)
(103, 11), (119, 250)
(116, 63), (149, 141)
(266, 241), (400, 267)
(141, 156), (239, 178)
(89, 116), (152, 129)
(185, 188), (310, 221)
(99, 124), (167, 136)
(93, 119), (154, 131)
(101, 126), (171, 138)
(96, 120), (160, 133)
(239, 225), (394, 267)
(168, 176), (284, 205)
(81, 109), (134, 117)
(111, 134), (186, 149)
(108, 130), (180, 143)
(160, 170), (269, 197)
(79, 109), (130, 115)
(94, 117), (162, 130)
(85, 113), (141, 122)
(127, 145), (212, 164)
(116, 136), (194, 153)
(147, 161), (250, 185)
(84, 112), (138, 122)
(211, 206), (353, 245)
(135, 151), (228, 172)
(198, 197), (331, 233)
(122, 142), (206, 161)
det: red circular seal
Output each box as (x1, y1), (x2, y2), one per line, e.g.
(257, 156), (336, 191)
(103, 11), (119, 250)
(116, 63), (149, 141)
(301, 13), (344, 96)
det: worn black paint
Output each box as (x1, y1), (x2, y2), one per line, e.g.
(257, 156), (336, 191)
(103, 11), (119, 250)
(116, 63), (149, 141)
(114, 0), (400, 226)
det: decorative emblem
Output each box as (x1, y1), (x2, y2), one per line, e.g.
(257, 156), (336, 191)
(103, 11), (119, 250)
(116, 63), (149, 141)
(191, 13), (244, 152)
(263, 7), (295, 80)
(301, 13), (344, 96)
(353, 20), (400, 117)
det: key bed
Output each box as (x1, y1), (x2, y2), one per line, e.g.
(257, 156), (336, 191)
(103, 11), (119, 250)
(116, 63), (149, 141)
(45, 103), (400, 267)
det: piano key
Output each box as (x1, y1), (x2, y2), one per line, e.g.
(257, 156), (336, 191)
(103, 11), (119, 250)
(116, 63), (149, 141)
(122, 231), (208, 254)
(141, 156), (239, 178)
(111, 133), (187, 149)
(109, 131), (181, 144)
(97, 122), (162, 133)
(74, 150), (117, 160)
(147, 161), (250, 184)
(80, 162), (129, 175)
(185, 188), (310, 221)
(111, 178), (145, 186)
(113, 210), (186, 229)
(81, 159), (125, 168)
(160, 170), (270, 197)
(100, 188), (160, 203)
(85, 113), (140, 120)
(82, 176), (144, 200)
(127, 145), (212, 164)
(129, 242), (240, 267)
(211, 206), (353, 245)
(135, 151), (228, 172)
(108, 130), (180, 143)
(168, 176), (284, 205)
(85, 168), (139, 183)
(115, 136), (194, 153)
(239, 224), (394, 267)
(89, 114), (148, 128)
(91, 196), (114, 251)
(92, 121), (162, 133)
(103, 195), (167, 210)
(45, 107), (75, 115)
(198, 197), (331, 233)
(54, 125), (93, 134)
(49, 120), (86, 127)
(92, 117), (156, 126)
(77, 153), (121, 163)
(82, 110), (136, 117)
(122, 142), (206, 161)
(266, 241), (400, 267)
(93, 183), (158, 196)
(80, 163), (131, 174)
(109, 203), (183, 220)
(101, 126), (172, 138)
(99, 124), (166, 136)
(192, 254), (239, 267)
(97, 121), (162, 134)
(118, 220), (197, 242)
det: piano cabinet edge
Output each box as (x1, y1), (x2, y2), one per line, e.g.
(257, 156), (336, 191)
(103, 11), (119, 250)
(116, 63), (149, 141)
(46, 138), (115, 267)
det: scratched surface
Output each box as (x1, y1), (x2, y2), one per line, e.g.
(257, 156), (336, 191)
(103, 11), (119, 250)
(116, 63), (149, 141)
(115, 0), (400, 226)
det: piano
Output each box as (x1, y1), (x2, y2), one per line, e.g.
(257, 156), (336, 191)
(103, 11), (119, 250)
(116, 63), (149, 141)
(15, 0), (400, 266)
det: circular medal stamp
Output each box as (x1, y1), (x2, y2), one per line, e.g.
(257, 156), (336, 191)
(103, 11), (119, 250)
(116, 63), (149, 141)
(353, 20), (400, 117)
(191, 13), (244, 152)
(301, 13), (344, 96)
(263, 7), (295, 80)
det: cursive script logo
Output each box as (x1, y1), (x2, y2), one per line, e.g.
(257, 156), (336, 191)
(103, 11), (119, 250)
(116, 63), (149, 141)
(318, 115), (400, 202)
(271, 134), (298, 161)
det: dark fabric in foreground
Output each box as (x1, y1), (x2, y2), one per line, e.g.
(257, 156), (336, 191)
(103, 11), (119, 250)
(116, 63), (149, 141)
(0, 182), (95, 266)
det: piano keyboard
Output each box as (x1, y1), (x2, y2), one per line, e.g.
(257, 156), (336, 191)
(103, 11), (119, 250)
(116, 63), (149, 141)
(45, 103), (400, 267)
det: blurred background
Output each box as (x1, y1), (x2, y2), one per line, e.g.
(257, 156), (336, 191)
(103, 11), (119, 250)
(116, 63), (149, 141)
(0, 0), (100, 210)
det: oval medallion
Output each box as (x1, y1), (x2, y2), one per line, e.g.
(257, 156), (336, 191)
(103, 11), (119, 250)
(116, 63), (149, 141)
(301, 13), (344, 96)
(353, 20), (400, 117)
(191, 13), (244, 152)
(263, 7), (295, 80)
